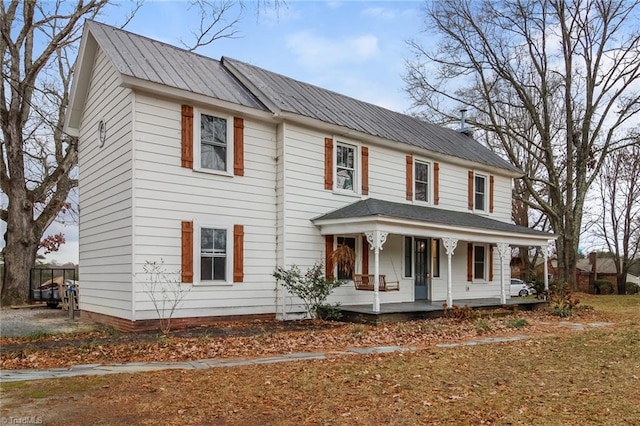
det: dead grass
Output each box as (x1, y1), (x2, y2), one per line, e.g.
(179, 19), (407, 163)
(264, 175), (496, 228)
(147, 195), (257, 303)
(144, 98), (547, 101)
(1, 294), (639, 424)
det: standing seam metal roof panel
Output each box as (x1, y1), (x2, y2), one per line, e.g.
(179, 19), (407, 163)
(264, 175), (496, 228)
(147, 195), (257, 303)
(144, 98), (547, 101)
(86, 21), (267, 111)
(223, 57), (520, 173)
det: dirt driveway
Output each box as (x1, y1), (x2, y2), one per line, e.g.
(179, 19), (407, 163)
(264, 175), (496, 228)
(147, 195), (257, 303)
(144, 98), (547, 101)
(0, 306), (94, 338)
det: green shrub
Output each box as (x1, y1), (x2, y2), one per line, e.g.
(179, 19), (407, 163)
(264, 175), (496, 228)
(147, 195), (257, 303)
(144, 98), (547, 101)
(316, 303), (343, 320)
(594, 279), (614, 295)
(273, 262), (344, 319)
(530, 278), (546, 299)
(506, 318), (529, 329)
(626, 282), (640, 295)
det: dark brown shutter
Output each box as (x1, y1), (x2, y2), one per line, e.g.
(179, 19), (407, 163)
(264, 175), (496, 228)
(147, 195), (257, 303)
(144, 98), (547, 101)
(468, 170), (474, 210)
(233, 225), (244, 283)
(325, 235), (334, 278)
(489, 246), (494, 281)
(361, 146), (369, 195)
(489, 175), (495, 213)
(362, 235), (369, 275)
(467, 243), (473, 282)
(324, 138), (333, 190)
(234, 117), (244, 176)
(406, 155), (413, 200)
(434, 162), (440, 205)
(181, 221), (193, 283)
(181, 105), (194, 169)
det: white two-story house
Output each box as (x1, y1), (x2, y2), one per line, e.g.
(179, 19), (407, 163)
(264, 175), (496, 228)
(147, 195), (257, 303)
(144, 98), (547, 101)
(64, 21), (553, 331)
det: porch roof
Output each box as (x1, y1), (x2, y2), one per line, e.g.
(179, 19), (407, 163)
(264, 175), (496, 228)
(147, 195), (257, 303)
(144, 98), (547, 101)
(312, 198), (554, 245)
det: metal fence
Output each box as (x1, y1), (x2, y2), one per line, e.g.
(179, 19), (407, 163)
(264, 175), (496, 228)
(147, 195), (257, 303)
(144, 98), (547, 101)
(29, 268), (78, 307)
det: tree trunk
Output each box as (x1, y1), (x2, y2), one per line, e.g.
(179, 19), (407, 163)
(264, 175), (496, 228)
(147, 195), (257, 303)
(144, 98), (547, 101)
(1, 198), (39, 305)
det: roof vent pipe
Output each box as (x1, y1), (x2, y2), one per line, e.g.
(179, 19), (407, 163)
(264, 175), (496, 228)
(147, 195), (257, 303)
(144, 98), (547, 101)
(458, 108), (473, 136)
(459, 108), (467, 130)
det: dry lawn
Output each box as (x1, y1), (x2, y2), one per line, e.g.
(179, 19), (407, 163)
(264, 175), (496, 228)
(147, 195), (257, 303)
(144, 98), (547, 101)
(1, 294), (639, 425)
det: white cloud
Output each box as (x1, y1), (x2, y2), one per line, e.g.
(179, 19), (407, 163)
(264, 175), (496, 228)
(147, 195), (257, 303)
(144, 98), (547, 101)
(286, 31), (380, 69)
(361, 7), (397, 20)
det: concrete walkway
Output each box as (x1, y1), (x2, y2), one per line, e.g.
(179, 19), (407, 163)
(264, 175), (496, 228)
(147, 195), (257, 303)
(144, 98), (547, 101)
(0, 321), (614, 383)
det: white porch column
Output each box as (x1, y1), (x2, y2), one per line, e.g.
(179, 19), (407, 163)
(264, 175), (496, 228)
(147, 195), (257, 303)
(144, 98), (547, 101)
(365, 231), (388, 313)
(542, 244), (550, 293)
(442, 238), (458, 308)
(496, 243), (510, 304)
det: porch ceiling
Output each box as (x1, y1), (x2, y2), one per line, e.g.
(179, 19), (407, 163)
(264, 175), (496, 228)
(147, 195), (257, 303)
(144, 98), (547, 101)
(312, 198), (554, 246)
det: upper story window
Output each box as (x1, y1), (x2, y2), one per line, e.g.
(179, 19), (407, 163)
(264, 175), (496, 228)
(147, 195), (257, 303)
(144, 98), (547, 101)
(474, 174), (487, 211)
(335, 142), (356, 192)
(415, 161), (430, 203)
(200, 113), (228, 171)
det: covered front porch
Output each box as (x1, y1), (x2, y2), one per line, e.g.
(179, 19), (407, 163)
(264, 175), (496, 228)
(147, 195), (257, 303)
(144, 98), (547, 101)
(313, 198), (555, 314)
(338, 297), (548, 324)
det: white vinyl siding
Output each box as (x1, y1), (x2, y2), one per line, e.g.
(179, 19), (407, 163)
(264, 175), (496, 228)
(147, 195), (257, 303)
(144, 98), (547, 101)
(77, 48), (134, 319)
(132, 94), (277, 320)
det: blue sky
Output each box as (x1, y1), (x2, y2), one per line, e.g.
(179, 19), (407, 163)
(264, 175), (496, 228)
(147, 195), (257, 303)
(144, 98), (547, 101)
(7, 1), (429, 265)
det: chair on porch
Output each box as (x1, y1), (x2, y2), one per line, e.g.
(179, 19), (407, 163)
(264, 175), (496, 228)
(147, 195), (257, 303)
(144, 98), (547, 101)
(353, 274), (400, 291)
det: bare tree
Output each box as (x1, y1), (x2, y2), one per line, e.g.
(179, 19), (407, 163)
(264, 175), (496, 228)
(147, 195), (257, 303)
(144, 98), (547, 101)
(0, 1), (109, 305)
(592, 143), (640, 294)
(1, 0), (282, 306)
(404, 0), (640, 288)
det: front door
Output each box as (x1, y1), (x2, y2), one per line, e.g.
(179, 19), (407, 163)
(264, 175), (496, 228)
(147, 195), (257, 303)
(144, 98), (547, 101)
(415, 238), (430, 300)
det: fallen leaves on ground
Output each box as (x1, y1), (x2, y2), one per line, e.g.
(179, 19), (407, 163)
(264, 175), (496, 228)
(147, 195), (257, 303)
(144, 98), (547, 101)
(0, 307), (611, 371)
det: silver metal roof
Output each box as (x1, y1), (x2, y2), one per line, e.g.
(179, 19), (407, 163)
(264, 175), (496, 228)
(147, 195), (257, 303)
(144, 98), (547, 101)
(86, 21), (267, 111)
(86, 21), (519, 174)
(222, 57), (521, 174)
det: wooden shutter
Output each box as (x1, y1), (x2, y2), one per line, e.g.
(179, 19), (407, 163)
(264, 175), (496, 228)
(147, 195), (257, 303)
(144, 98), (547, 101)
(181, 105), (194, 169)
(467, 170), (474, 210)
(406, 155), (413, 200)
(489, 175), (495, 213)
(233, 225), (244, 283)
(325, 235), (334, 278)
(361, 146), (369, 195)
(467, 243), (473, 282)
(181, 221), (193, 283)
(234, 117), (244, 176)
(434, 162), (440, 205)
(362, 235), (369, 275)
(324, 138), (333, 190)
(489, 246), (494, 281)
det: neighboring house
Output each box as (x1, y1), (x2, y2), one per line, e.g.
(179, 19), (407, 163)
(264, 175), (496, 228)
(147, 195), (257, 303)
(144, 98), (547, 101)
(64, 21), (554, 330)
(576, 252), (635, 293)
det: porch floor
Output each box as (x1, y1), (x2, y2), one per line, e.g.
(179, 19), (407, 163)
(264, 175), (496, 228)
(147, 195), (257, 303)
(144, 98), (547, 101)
(338, 298), (547, 324)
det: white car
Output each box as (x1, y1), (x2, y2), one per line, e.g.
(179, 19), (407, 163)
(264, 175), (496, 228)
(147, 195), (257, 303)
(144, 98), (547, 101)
(510, 279), (533, 297)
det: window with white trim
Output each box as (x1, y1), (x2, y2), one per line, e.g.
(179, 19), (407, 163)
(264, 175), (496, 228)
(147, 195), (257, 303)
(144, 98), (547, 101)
(198, 225), (232, 283)
(197, 110), (233, 173)
(473, 244), (487, 280)
(335, 142), (357, 192)
(414, 161), (430, 202)
(474, 174), (487, 211)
